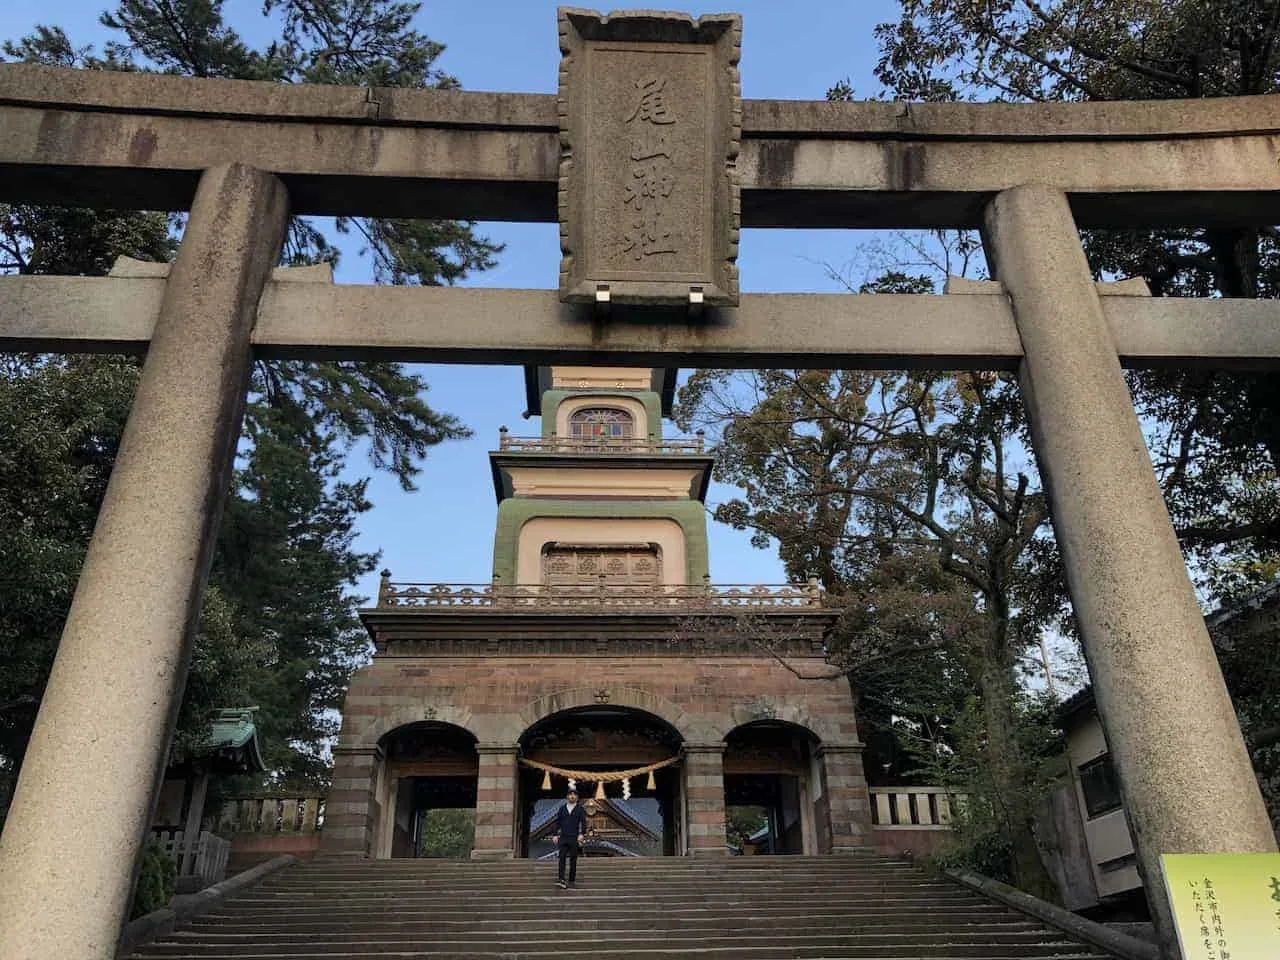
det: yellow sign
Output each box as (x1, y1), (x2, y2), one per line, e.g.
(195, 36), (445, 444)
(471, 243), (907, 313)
(1161, 853), (1280, 960)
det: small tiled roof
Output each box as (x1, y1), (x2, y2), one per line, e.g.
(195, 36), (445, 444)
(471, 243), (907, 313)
(1056, 685), (1095, 722)
(1205, 580), (1280, 629)
(191, 707), (266, 773)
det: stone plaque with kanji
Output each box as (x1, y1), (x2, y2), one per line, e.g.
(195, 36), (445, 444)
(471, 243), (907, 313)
(558, 8), (741, 307)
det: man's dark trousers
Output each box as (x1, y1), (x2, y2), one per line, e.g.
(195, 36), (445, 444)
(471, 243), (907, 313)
(557, 840), (580, 883)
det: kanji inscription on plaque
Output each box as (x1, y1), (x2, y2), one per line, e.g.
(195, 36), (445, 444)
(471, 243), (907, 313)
(558, 8), (741, 307)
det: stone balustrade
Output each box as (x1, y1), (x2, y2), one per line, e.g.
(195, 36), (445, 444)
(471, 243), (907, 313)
(377, 576), (824, 610)
(218, 795), (326, 835)
(869, 786), (966, 829)
(217, 794), (327, 873)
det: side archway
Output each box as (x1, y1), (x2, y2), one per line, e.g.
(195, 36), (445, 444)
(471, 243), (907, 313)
(353, 703), (502, 750)
(722, 718), (824, 856)
(375, 719), (482, 859)
(727, 699), (835, 745)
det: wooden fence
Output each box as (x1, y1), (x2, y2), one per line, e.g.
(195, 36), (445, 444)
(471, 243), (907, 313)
(149, 828), (231, 884)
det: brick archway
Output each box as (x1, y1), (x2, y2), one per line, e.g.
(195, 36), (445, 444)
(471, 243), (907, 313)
(356, 703), (496, 749)
(509, 686), (719, 744)
(727, 701), (836, 745)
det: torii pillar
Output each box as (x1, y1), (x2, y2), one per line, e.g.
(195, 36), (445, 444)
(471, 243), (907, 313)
(0, 164), (288, 959)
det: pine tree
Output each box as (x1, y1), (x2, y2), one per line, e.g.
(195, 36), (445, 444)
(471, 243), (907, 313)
(0, 0), (498, 813)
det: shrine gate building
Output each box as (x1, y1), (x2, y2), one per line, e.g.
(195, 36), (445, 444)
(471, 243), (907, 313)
(322, 365), (871, 859)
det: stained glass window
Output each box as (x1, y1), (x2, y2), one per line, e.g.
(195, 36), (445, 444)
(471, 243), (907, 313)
(569, 407), (634, 440)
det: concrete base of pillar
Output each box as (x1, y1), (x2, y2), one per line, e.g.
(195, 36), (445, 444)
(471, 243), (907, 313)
(690, 847), (729, 858)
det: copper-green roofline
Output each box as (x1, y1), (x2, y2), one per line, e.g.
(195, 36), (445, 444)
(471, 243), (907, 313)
(523, 365), (677, 419)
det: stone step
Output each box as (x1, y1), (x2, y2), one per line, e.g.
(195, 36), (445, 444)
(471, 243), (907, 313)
(211, 900), (1000, 915)
(127, 859), (1120, 960)
(133, 933), (1110, 955)
(130, 949), (1108, 960)
(293, 859), (910, 872)
(276, 875), (930, 889)
(208, 900), (1008, 920)
(247, 884), (978, 899)
(184, 918), (1045, 935)
(291, 859), (910, 874)
(153, 930), (1097, 947)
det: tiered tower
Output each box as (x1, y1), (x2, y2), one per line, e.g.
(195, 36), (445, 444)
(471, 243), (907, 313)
(323, 367), (872, 861)
(491, 366), (709, 595)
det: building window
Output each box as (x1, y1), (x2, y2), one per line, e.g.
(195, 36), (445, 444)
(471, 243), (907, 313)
(569, 407), (634, 440)
(1078, 754), (1123, 819)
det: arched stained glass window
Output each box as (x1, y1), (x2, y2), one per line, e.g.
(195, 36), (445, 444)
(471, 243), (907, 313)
(569, 406), (634, 440)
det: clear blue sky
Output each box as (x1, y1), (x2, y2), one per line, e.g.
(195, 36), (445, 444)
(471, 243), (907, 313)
(1, 1), (905, 600)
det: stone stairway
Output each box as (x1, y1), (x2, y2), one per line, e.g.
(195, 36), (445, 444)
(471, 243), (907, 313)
(127, 855), (1120, 959)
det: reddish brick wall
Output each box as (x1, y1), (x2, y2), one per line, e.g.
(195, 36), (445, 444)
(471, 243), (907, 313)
(871, 827), (956, 859)
(323, 653), (872, 858)
(336, 655), (861, 748)
(227, 833), (322, 873)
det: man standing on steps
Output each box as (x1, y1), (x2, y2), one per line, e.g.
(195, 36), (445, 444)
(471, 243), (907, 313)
(551, 786), (588, 889)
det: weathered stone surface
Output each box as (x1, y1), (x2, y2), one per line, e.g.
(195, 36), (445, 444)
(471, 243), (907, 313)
(557, 9), (741, 306)
(11, 61), (1280, 139)
(982, 184), (1277, 960)
(5, 276), (1280, 372)
(317, 647), (870, 861)
(6, 62), (1280, 227)
(0, 163), (288, 960)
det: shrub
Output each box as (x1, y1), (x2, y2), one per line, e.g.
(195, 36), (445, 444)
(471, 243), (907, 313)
(130, 840), (176, 919)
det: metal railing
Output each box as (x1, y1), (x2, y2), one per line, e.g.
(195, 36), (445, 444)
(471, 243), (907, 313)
(869, 787), (967, 829)
(377, 575), (823, 609)
(497, 431), (706, 455)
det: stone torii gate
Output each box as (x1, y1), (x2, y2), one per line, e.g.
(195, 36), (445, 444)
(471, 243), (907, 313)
(0, 8), (1278, 959)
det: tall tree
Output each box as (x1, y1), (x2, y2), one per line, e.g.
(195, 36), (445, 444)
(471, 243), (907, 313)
(678, 272), (1065, 895)
(0, 0), (497, 807)
(868, 0), (1280, 835)
(869, 0), (1280, 598)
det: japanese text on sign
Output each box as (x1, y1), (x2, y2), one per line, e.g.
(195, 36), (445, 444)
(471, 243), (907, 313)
(622, 75), (678, 261)
(1162, 853), (1280, 959)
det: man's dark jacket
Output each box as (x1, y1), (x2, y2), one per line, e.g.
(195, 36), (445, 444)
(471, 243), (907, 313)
(555, 802), (588, 847)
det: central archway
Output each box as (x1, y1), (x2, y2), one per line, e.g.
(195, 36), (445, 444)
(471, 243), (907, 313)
(517, 705), (685, 859)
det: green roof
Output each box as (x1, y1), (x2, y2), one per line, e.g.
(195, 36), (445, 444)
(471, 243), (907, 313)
(195, 707), (266, 773)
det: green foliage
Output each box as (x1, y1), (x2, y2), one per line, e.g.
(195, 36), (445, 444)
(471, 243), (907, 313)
(865, 0), (1280, 839)
(2, 0), (504, 289)
(0, 206), (175, 276)
(130, 840), (176, 919)
(418, 808), (475, 858)
(0, 356), (140, 807)
(868, 0), (1280, 595)
(677, 356), (1064, 896)
(930, 824), (1015, 885)
(725, 806), (769, 851)
(0, 0), (496, 809)
(918, 690), (1064, 899)
(677, 253), (1075, 893)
